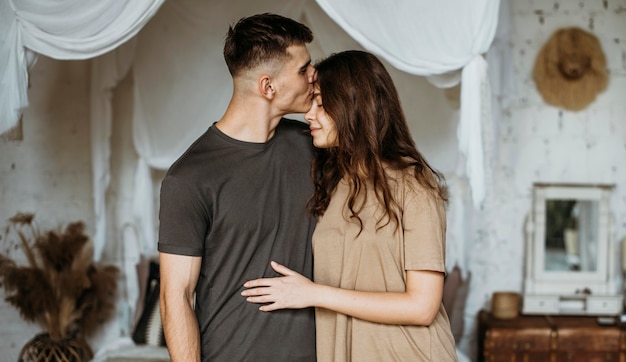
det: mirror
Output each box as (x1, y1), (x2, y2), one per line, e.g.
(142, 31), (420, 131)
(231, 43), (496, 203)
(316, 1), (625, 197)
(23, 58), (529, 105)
(522, 183), (622, 316)
(544, 199), (598, 272)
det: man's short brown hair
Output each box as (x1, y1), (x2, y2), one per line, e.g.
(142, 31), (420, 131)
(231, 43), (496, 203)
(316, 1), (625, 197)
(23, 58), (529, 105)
(224, 13), (313, 77)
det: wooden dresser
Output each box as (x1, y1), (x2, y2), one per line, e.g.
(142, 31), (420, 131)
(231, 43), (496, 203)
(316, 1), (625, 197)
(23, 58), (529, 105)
(477, 310), (626, 362)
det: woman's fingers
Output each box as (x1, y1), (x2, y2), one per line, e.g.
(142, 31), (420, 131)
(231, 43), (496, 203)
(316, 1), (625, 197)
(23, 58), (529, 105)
(243, 261), (300, 288)
(243, 290), (282, 312)
(245, 294), (272, 303)
(241, 286), (270, 297)
(270, 260), (296, 276)
(243, 278), (272, 288)
(259, 303), (279, 312)
(241, 262), (311, 311)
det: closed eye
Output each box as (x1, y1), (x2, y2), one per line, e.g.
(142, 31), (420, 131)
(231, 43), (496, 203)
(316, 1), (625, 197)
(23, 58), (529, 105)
(299, 61), (311, 75)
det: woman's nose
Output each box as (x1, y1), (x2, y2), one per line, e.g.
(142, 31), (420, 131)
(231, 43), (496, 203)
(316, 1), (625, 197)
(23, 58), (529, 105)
(308, 66), (317, 83)
(304, 109), (314, 123)
(304, 113), (312, 123)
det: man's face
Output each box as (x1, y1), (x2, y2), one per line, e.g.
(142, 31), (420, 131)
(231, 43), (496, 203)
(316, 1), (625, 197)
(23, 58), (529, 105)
(271, 45), (316, 114)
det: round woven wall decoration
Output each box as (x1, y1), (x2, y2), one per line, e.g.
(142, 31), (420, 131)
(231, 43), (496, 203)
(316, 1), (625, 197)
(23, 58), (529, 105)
(533, 27), (608, 111)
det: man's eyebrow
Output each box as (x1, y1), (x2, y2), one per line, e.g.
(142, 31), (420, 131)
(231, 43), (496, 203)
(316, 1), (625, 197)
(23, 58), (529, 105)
(299, 59), (311, 72)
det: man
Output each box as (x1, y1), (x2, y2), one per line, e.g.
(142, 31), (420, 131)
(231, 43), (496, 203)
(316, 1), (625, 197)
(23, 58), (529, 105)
(158, 13), (317, 362)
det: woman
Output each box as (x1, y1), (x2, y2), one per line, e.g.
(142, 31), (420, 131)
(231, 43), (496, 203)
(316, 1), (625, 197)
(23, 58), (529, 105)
(242, 50), (458, 361)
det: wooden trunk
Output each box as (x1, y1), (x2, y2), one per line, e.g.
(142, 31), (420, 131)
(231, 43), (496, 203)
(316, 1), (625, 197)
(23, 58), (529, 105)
(478, 310), (626, 362)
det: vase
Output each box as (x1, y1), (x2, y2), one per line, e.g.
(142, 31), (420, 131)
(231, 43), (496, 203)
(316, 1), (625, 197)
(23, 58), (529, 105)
(18, 333), (93, 362)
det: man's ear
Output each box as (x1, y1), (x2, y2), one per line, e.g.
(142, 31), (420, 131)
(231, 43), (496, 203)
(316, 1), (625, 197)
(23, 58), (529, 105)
(259, 75), (275, 100)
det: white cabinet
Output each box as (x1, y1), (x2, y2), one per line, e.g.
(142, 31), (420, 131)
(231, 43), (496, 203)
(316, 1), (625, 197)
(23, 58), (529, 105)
(522, 183), (623, 316)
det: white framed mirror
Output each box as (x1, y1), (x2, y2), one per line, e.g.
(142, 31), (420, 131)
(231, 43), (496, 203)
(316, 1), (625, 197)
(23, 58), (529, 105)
(522, 183), (622, 316)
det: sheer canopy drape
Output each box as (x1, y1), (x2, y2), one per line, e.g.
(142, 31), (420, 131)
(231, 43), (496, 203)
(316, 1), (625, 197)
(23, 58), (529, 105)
(315, 0), (500, 208)
(0, 0), (164, 259)
(0, 0), (164, 134)
(125, 0), (500, 265)
(1, 0), (500, 267)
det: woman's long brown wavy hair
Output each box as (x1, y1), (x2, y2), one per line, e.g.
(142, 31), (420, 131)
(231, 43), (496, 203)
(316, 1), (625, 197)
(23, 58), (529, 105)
(308, 50), (447, 232)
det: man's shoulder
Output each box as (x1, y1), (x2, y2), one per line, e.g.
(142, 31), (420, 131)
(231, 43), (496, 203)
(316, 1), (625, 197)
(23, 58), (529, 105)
(163, 128), (221, 180)
(276, 118), (314, 158)
(276, 118), (312, 144)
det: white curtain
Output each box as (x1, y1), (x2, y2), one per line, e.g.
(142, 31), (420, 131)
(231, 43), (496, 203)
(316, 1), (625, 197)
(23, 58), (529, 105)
(0, 0), (500, 264)
(91, 41), (138, 260)
(315, 0), (500, 208)
(128, 0), (499, 261)
(0, 0), (165, 259)
(0, 0), (164, 134)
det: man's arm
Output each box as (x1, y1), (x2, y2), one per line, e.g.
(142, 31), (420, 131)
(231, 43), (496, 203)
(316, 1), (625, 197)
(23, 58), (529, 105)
(159, 252), (202, 362)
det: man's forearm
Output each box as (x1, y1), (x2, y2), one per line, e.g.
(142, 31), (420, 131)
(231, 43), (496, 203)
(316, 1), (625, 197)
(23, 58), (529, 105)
(161, 297), (201, 362)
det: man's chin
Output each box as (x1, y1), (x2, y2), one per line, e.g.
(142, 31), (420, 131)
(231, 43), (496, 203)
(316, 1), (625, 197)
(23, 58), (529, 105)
(295, 101), (313, 114)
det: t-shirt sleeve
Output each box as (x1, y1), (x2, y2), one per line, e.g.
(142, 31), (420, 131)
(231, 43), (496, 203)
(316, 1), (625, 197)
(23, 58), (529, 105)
(403, 179), (447, 273)
(157, 174), (207, 256)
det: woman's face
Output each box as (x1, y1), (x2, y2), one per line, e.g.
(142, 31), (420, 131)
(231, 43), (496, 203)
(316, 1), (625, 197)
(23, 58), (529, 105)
(305, 85), (338, 148)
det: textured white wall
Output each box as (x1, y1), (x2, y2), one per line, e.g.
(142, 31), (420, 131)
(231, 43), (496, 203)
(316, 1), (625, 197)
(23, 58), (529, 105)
(0, 56), (93, 360)
(459, 0), (626, 359)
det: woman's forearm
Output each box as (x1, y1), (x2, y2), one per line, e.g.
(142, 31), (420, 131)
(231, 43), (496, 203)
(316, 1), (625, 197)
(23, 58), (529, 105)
(242, 262), (444, 326)
(309, 283), (438, 325)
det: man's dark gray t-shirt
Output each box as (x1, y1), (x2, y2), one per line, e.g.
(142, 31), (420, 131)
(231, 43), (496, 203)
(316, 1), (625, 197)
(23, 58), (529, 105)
(158, 119), (316, 361)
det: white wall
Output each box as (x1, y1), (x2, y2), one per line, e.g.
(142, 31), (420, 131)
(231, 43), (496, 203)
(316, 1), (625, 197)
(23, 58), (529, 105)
(0, 56), (94, 359)
(460, 0), (626, 358)
(0, 56), (148, 359)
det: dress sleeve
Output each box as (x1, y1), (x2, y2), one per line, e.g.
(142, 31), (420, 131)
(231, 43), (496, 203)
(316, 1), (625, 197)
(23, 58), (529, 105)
(402, 178), (447, 273)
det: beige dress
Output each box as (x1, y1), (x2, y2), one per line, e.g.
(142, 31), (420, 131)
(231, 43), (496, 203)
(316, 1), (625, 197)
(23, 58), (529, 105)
(312, 169), (458, 361)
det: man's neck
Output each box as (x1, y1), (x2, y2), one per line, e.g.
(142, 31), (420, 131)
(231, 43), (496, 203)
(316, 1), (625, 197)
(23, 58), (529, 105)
(215, 102), (282, 143)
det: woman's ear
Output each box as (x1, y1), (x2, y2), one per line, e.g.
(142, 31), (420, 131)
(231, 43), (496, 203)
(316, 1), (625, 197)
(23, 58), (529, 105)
(259, 75), (275, 99)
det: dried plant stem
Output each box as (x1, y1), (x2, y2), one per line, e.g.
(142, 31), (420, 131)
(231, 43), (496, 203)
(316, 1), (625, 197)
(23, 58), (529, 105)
(17, 230), (38, 269)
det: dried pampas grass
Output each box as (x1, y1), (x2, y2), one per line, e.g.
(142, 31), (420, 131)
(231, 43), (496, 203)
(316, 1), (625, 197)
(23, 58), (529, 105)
(533, 27), (608, 111)
(0, 213), (119, 341)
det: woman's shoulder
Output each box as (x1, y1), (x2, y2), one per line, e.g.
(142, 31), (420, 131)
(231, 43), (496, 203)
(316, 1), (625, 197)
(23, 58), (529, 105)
(384, 165), (420, 185)
(385, 165), (442, 199)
